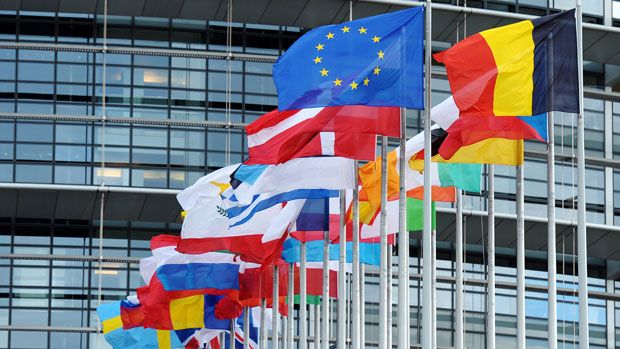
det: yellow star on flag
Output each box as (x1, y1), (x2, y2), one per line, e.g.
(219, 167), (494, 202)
(363, 77), (370, 86)
(316, 43), (324, 51)
(341, 26), (350, 33)
(372, 36), (381, 43)
(349, 81), (358, 90)
(320, 68), (329, 76)
(313, 56), (322, 64)
(333, 78), (342, 86)
(377, 50), (385, 59)
(373, 66), (381, 75)
(358, 27), (367, 34)
(326, 32), (335, 39)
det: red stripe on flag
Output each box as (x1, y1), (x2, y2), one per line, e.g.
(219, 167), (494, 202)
(434, 33), (498, 117)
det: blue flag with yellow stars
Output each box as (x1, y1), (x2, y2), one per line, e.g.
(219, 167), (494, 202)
(273, 7), (424, 111)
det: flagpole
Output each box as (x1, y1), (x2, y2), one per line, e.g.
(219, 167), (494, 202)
(338, 190), (347, 349)
(379, 135), (389, 349)
(575, 1), (590, 348)
(387, 245), (393, 349)
(244, 307), (250, 349)
(288, 263), (295, 349)
(546, 32), (558, 349)
(455, 189), (464, 349)
(422, 0), (434, 347)
(351, 161), (361, 349)
(322, 230), (330, 349)
(230, 319), (236, 349)
(300, 242), (308, 349)
(260, 298), (267, 349)
(516, 165), (525, 349)
(397, 110), (409, 349)
(273, 265), (280, 349)
(487, 164), (496, 349)
(314, 304), (320, 349)
(360, 263), (366, 348)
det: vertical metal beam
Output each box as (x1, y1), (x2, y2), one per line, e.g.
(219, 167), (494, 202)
(243, 307), (250, 349)
(300, 242), (308, 349)
(379, 136), (389, 349)
(230, 319), (236, 349)
(455, 190), (464, 349)
(516, 165), (525, 349)
(360, 263), (366, 348)
(487, 165), (496, 349)
(422, 0), (434, 347)
(260, 298), (267, 349)
(338, 190), (347, 349)
(387, 244), (393, 349)
(352, 161), (361, 349)
(314, 304), (321, 349)
(288, 263), (295, 349)
(397, 105), (409, 349)
(322, 231), (330, 349)
(575, 2), (590, 348)
(273, 265), (280, 349)
(606, 279), (615, 349)
(548, 110), (558, 349)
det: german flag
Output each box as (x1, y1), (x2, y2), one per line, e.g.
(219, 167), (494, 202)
(434, 10), (578, 117)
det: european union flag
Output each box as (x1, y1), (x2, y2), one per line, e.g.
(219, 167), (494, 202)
(273, 7), (424, 111)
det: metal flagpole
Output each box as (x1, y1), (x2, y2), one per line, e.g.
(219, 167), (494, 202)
(351, 164), (361, 349)
(230, 319), (236, 349)
(300, 242), (308, 349)
(546, 31), (558, 349)
(397, 109), (409, 349)
(322, 230), (330, 349)
(260, 298), (267, 349)
(314, 304), (320, 349)
(379, 136), (389, 349)
(455, 190), (464, 349)
(273, 265), (280, 349)
(516, 165), (525, 349)
(387, 245), (393, 349)
(243, 307), (250, 349)
(422, 0), (434, 347)
(338, 190), (347, 349)
(359, 263), (366, 348)
(288, 263), (295, 349)
(487, 165), (496, 349)
(575, 2), (590, 348)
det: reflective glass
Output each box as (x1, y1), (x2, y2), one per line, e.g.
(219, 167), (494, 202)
(56, 124), (89, 144)
(132, 148), (167, 164)
(56, 63), (91, 83)
(134, 67), (169, 87)
(132, 127), (168, 147)
(170, 150), (204, 167)
(245, 74), (276, 94)
(94, 167), (129, 186)
(134, 55), (169, 67)
(131, 169), (168, 188)
(170, 129), (205, 149)
(0, 121), (13, 141)
(171, 70), (205, 89)
(55, 165), (87, 184)
(18, 62), (54, 81)
(0, 164), (12, 182)
(94, 146), (129, 163)
(208, 71), (242, 92)
(94, 125), (129, 145)
(16, 122), (53, 142)
(18, 49), (54, 61)
(15, 164), (52, 183)
(0, 143), (12, 159)
(12, 267), (49, 287)
(16, 143), (52, 161)
(96, 65), (131, 85)
(18, 82), (53, 94)
(0, 61), (15, 80)
(11, 332), (47, 348)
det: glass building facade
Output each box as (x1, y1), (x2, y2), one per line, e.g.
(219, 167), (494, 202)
(0, 0), (619, 348)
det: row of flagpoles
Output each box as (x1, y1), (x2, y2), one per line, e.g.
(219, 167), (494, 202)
(94, 0), (592, 348)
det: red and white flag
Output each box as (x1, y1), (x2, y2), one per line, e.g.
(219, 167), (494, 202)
(245, 106), (400, 164)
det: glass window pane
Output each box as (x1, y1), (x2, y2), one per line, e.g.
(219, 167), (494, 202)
(94, 167), (129, 186)
(245, 74), (276, 94)
(16, 143), (52, 161)
(170, 150), (204, 166)
(171, 70), (205, 89)
(56, 63), (90, 83)
(0, 61), (15, 80)
(56, 124), (88, 143)
(94, 125), (129, 145)
(134, 67), (169, 87)
(16, 122), (53, 142)
(0, 164), (12, 182)
(55, 165), (87, 184)
(94, 146), (129, 163)
(96, 65), (131, 85)
(132, 148), (167, 165)
(132, 127), (168, 147)
(55, 145), (90, 162)
(0, 143), (12, 160)
(0, 121), (13, 141)
(170, 129), (204, 149)
(15, 164), (52, 183)
(131, 169), (167, 188)
(18, 62), (54, 81)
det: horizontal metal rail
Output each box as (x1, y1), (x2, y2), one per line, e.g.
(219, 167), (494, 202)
(0, 253), (140, 263)
(0, 182), (180, 195)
